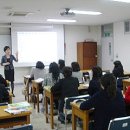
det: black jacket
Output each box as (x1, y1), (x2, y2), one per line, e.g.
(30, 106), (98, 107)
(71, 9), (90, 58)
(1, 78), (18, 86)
(51, 77), (79, 112)
(80, 89), (126, 130)
(0, 84), (9, 103)
(51, 77), (79, 100)
(88, 78), (101, 96)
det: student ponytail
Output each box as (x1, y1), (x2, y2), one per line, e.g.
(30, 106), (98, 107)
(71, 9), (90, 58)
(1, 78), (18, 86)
(101, 73), (117, 99)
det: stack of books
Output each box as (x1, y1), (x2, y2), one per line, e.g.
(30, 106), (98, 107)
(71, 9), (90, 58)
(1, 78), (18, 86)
(4, 102), (32, 114)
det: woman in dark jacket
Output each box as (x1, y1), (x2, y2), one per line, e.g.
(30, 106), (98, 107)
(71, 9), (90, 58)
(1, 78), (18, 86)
(88, 66), (102, 96)
(1, 46), (18, 97)
(80, 73), (126, 130)
(112, 60), (124, 78)
(51, 66), (79, 113)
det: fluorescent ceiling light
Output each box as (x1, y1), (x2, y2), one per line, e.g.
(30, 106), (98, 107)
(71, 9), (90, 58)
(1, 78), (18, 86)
(112, 0), (130, 3)
(70, 10), (102, 15)
(47, 19), (76, 23)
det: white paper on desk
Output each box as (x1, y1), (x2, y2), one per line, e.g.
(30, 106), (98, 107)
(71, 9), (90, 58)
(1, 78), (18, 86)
(4, 108), (24, 115)
(34, 78), (44, 83)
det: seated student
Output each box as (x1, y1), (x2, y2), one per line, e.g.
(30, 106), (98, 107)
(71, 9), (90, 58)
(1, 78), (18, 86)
(30, 61), (46, 94)
(58, 59), (65, 73)
(0, 84), (9, 103)
(51, 67), (79, 114)
(88, 66), (102, 96)
(112, 60), (124, 78)
(80, 73), (126, 130)
(71, 62), (83, 83)
(44, 62), (63, 86)
(0, 74), (8, 87)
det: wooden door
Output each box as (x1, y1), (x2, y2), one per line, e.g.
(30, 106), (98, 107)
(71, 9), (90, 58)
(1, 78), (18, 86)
(83, 42), (97, 69)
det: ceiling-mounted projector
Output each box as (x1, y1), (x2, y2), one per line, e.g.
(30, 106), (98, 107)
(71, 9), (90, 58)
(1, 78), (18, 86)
(60, 8), (75, 17)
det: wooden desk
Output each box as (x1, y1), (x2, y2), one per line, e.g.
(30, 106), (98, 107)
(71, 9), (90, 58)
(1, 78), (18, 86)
(123, 79), (130, 94)
(32, 78), (43, 113)
(44, 86), (54, 129)
(124, 72), (130, 77)
(71, 102), (91, 130)
(24, 75), (31, 102)
(0, 105), (31, 128)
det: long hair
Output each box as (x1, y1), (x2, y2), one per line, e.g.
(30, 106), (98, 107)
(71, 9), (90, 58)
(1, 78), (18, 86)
(49, 62), (60, 81)
(101, 73), (117, 99)
(92, 66), (102, 79)
(58, 59), (65, 71)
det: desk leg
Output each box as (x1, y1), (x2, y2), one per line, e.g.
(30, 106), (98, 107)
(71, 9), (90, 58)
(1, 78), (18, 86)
(45, 95), (49, 123)
(50, 93), (54, 129)
(72, 111), (76, 130)
(83, 115), (89, 130)
(27, 115), (30, 124)
(36, 87), (39, 113)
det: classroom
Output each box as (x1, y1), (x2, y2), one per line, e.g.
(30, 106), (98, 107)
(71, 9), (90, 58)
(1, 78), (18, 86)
(0, 0), (130, 130)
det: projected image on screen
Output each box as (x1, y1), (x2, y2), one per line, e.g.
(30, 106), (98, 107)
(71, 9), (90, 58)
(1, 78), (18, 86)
(17, 32), (57, 65)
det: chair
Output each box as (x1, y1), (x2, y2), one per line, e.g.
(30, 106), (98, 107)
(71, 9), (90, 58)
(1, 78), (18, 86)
(108, 116), (130, 130)
(63, 94), (90, 130)
(9, 124), (33, 130)
(23, 76), (30, 102)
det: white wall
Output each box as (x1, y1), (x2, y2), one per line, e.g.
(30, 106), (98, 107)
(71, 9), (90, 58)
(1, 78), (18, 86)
(0, 25), (102, 83)
(114, 22), (130, 71)
(64, 25), (101, 66)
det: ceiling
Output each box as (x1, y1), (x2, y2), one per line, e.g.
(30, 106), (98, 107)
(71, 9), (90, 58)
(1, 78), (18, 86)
(0, 0), (130, 25)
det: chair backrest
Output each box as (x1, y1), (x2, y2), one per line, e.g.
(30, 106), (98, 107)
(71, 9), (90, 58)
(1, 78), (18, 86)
(65, 94), (90, 110)
(108, 116), (130, 130)
(9, 124), (33, 130)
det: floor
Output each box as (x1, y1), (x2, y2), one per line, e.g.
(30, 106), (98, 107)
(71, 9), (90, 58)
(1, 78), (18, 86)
(5, 84), (82, 130)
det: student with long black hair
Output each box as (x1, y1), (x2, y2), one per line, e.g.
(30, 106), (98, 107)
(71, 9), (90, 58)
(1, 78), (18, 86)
(1, 46), (18, 97)
(88, 66), (102, 96)
(44, 62), (62, 86)
(80, 73), (126, 130)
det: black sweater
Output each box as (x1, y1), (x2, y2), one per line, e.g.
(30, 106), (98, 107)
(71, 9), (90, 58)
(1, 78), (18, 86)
(51, 77), (79, 112)
(88, 78), (101, 96)
(80, 89), (126, 130)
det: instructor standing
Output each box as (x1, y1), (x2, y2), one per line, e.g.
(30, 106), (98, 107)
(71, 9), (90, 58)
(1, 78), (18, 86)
(1, 46), (18, 97)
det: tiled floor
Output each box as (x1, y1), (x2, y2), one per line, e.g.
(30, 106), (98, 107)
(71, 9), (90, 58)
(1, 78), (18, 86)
(9, 84), (82, 130)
